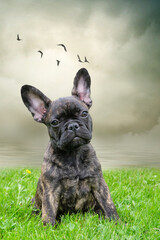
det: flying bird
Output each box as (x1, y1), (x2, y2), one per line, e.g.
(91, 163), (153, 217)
(84, 56), (89, 63)
(57, 44), (67, 52)
(37, 50), (43, 58)
(77, 54), (83, 63)
(17, 34), (22, 41)
(56, 60), (60, 66)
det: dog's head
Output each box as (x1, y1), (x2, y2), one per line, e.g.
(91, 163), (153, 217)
(21, 68), (93, 151)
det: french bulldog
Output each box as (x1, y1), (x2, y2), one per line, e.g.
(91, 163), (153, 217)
(21, 68), (119, 226)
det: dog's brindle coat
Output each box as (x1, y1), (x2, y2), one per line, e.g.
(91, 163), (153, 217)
(21, 68), (119, 226)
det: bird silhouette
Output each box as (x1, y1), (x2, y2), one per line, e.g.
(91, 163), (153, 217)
(17, 34), (22, 41)
(37, 50), (43, 58)
(77, 54), (83, 63)
(84, 56), (89, 63)
(56, 60), (60, 66)
(57, 44), (67, 52)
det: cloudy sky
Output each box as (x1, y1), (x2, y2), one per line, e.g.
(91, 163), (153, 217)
(1, 0), (160, 146)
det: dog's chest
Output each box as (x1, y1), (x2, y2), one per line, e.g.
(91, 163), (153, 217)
(57, 160), (96, 211)
(59, 176), (95, 212)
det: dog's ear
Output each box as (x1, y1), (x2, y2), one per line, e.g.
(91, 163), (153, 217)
(21, 85), (51, 123)
(72, 68), (92, 108)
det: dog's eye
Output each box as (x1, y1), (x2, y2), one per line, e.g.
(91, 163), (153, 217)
(51, 119), (59, 127)
(81, 111), (88, 118)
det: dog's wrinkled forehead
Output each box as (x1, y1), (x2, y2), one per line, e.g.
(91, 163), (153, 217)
(48, 96), (88, 120)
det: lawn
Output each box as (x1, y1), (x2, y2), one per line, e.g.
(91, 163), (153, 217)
(0, 168), (160, 239)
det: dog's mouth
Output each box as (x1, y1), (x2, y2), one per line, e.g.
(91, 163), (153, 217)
(71, 136), (86, 146)
(73, 136), (81, 141)
(57, 131), (92, 151)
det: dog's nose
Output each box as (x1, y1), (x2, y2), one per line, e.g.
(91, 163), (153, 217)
(68, 122), (80, 131)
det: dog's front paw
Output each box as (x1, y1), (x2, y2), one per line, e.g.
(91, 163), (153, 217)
(42, 214), (56, 226)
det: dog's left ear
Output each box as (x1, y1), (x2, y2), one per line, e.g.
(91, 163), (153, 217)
(72, 68), (92, 108)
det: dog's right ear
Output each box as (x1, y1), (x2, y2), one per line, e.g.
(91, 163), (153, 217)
(21, 85), (51, 123)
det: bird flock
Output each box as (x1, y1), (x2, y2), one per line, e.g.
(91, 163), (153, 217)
(17, 34), (90, 66)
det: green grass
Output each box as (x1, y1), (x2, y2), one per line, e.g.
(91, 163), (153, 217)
(0, 168), (160, 240)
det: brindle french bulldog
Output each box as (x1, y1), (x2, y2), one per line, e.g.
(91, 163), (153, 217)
(21, 68), (119, 226)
